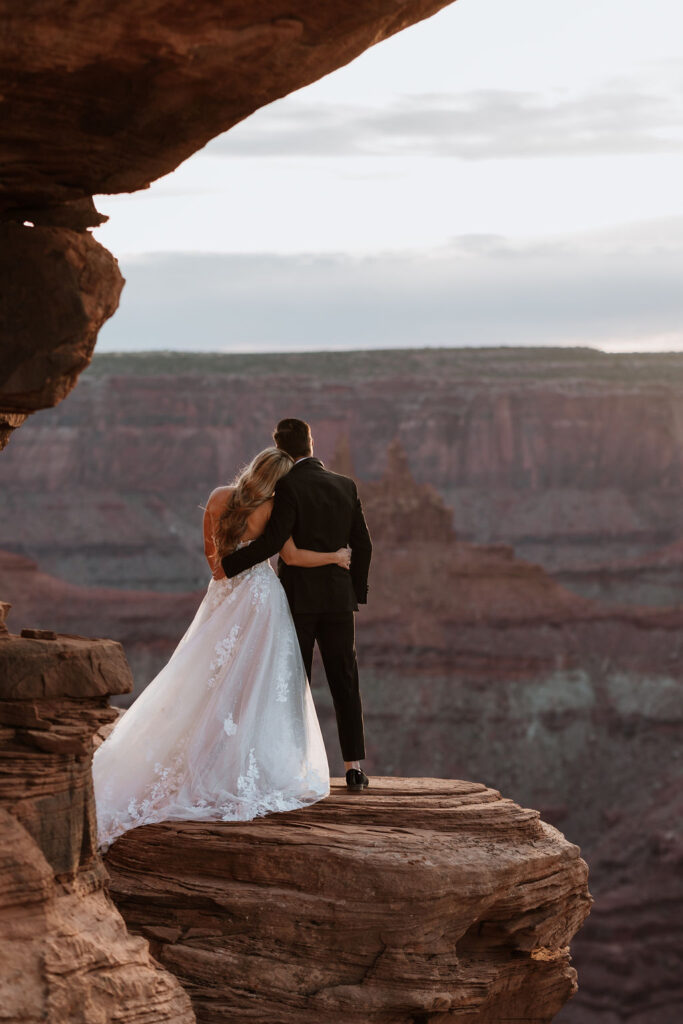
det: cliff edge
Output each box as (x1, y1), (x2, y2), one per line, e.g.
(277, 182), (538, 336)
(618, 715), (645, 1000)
(0, 629), (195, 1024)
(106, 776), (591, 1023)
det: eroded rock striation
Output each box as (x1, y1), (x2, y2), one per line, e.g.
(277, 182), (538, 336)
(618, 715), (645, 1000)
(0, 631), (195, 1023)
(105, 777), (591, 1024)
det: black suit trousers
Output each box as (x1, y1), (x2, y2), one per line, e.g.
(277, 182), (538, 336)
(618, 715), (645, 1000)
(292, 611), (366, 762)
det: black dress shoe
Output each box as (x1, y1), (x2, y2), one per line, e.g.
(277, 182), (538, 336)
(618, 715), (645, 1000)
(345, 768), (370, 792)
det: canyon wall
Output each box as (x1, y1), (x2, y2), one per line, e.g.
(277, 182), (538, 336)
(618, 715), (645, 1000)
(1, 349), (681, 603)
(564, 774), (683, 1024)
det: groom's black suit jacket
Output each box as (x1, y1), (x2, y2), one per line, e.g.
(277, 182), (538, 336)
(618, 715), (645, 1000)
(221, 458), (372, 613)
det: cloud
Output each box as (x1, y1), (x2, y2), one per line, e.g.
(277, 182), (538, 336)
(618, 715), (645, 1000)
(204, 80), (683, 160)
(95, 217), (683, 354)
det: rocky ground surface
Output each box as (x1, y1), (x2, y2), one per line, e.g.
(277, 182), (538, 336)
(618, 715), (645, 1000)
(105, 777), (591, 1024)
(0, 631), (195, 1023)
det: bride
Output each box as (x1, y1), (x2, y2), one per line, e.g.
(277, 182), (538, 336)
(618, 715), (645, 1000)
(93, 447), (350, 849)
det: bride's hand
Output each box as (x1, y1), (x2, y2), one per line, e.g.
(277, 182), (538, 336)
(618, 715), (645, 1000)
(335, 546), (352, 570)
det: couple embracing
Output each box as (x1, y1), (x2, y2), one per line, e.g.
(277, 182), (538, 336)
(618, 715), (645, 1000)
(94, 418), (372, 849)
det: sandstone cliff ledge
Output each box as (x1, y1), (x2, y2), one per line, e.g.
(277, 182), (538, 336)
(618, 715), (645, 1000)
(106, 777), (591, 1023)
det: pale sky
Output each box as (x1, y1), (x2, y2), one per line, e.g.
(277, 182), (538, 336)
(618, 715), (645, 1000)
(93, 0), (683, 353)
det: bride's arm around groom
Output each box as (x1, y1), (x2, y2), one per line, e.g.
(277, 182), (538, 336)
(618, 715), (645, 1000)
(220, 476), (297, 577)
(221, 464), (371, 607)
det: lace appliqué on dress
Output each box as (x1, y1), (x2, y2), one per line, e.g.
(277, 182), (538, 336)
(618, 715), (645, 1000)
(244, 562), (271, 609)
(237, 748), (260, 802)
(98, 745), (188, 850)
(212, 749), (326, 822)
(208, 624), (241, 688)
(207, 555), (270, 613)
(273, 624), (295, 703)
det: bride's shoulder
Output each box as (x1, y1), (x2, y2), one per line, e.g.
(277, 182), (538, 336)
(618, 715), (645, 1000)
(248, 496), (273, 525)
(206, 485), (234, 512)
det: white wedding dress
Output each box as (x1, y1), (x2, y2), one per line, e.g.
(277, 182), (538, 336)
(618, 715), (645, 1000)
(93, 546), (330, 849)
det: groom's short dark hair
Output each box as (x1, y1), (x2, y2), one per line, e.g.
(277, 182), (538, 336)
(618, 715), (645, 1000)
(273, 418), (313, 459)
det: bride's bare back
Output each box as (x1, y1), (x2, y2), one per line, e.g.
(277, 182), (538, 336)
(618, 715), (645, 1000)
(203, 486), (274, 581)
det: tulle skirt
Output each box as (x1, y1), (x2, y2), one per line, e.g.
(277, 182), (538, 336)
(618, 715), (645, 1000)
(93, 559), (330, 849)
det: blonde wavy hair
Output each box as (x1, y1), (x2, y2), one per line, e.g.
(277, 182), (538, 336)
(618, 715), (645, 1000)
(215, 447), (294, 557)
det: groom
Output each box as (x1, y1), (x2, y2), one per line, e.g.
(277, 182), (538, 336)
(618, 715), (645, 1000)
(221, 418), (372, 792)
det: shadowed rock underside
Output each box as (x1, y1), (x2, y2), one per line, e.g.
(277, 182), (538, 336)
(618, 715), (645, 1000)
(0, 0), (457, 445)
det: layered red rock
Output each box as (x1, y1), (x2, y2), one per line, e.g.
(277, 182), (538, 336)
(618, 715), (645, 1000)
(0, 808), (194, 1024)
(354, 437), (457, 544)
(0, 412), (27, 452)
(0, 632), (195, 1022)
(105, 777), (591, 1023)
